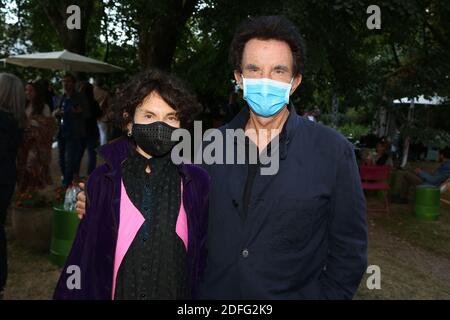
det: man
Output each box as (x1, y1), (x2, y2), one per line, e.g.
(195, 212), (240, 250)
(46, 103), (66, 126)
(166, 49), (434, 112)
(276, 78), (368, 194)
(54, 74), (89, 187)
(198, 15), (367, 300)
(392, 147), (450, 204)
(76, 16), (367, 299)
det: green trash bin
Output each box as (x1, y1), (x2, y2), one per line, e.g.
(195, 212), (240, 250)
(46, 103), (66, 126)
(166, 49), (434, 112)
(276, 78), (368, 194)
(415, 185), (440, 221)
(50, 205), (80, 267)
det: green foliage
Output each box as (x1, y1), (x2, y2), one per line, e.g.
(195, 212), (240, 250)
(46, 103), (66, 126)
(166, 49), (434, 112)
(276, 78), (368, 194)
(337, 123), (370, 140)
(0, 0), (449, 123)
(402, 124), (450, 149)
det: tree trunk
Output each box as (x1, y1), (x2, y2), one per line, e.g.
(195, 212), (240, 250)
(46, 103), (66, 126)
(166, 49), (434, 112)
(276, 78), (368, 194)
(38, 0), (95, 55)
(137, 0), (197, 70)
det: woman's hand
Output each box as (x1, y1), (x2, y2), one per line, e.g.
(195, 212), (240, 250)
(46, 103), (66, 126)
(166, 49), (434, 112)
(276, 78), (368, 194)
(76, 182), (87, 219)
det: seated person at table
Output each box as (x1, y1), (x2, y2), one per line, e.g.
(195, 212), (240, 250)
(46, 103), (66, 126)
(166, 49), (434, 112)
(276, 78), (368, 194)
(391, 147), (450, 204)
(361, 138), (393, 167)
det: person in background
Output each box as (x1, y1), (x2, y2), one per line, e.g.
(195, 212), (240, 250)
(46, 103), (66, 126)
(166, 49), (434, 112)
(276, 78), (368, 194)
(25, 82), (51, 118)
(108, 86), (126, 140)
(93, 77), (110, 146)
(54, 73), (90, 188)
(361, 137), (393, 167)
(78, 82), (102, 176)
(16, 82), (57, 192)
(391, 147), (450, 204)
(0, 73), (26, 300)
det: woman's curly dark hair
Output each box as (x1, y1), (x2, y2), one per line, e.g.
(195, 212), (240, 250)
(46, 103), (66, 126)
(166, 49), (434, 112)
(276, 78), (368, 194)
(113, 69), (201, 132)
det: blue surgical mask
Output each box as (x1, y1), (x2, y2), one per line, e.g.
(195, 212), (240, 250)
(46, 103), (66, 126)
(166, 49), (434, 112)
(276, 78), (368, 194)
(242, 76), (293, 117)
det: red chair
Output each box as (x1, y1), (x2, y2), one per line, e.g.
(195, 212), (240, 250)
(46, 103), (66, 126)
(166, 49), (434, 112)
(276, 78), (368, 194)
(359, 165), (391, 213)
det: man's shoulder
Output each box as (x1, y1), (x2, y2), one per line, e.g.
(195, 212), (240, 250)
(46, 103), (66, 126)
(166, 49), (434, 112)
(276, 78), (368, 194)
(294, 115), (352, 152)
(294, 114), (343, 138)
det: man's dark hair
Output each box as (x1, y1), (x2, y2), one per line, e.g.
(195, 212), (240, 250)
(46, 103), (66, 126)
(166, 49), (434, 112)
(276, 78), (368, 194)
(113, 69), (201, 131)
(63, 73), (76, 83)
(440, 147), (450, 159)
(229, 15), (306, 76)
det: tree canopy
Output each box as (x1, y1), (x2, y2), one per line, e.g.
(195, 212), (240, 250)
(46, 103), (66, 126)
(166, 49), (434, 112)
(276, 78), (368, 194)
(1, 0), (449, 115)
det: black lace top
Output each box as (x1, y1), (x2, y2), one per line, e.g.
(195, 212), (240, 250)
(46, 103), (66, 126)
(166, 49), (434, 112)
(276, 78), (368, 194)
(114, 146), (189, 300)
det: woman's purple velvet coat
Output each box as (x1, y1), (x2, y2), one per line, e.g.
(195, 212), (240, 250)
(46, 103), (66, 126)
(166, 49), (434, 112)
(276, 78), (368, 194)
(53, 138), (209, 299)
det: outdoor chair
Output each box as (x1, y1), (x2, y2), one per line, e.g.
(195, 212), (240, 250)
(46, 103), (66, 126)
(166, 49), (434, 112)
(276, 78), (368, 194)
(360, 165), (391, 214)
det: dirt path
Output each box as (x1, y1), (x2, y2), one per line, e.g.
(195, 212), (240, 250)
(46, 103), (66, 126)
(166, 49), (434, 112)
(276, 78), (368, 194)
(356, 211), (450, 299)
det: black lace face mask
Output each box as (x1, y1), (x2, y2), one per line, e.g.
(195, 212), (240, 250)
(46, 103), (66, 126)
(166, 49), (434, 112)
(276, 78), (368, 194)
(131, 121), (178, 157)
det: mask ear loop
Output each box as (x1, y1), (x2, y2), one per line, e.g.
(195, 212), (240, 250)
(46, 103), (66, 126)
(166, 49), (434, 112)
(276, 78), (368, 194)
(241, 74), (247, 97)
(285, 77), (295, 101)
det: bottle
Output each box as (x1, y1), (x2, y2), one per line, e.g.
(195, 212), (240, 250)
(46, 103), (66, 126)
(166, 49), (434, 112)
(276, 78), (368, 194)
(70, 184), (81, 211)
(63, 184), (73, 211)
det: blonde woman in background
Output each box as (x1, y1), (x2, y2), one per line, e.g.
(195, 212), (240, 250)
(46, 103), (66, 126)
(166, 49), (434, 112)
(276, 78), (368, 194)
(0, 73), (26, 299)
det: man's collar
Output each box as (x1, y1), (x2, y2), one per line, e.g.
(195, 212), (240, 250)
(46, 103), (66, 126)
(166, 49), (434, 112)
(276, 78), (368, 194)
(226, 103), (299, 160)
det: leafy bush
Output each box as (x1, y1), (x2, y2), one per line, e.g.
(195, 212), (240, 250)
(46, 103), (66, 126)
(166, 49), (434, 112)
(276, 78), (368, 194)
(401, 124), (450, 149)
(337, 123), (371, 140)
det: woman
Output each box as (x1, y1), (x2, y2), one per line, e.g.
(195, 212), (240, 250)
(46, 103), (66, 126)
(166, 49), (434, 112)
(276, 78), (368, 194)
(54, 69), (209, 300)
(16, 81), (56, 192)
(0, 73), (26, 299)
(24, 82), (51, 118)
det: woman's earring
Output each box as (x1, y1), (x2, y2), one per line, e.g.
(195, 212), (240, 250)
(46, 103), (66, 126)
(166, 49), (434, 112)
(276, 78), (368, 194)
(127, 131), (132, 137)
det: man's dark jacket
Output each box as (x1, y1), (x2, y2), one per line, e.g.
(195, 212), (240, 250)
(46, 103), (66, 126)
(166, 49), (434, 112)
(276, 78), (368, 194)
(199, 104), (368, 299)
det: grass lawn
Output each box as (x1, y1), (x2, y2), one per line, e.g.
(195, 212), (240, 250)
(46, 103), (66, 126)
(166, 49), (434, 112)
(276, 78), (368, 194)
(355, 160), (450, 299)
